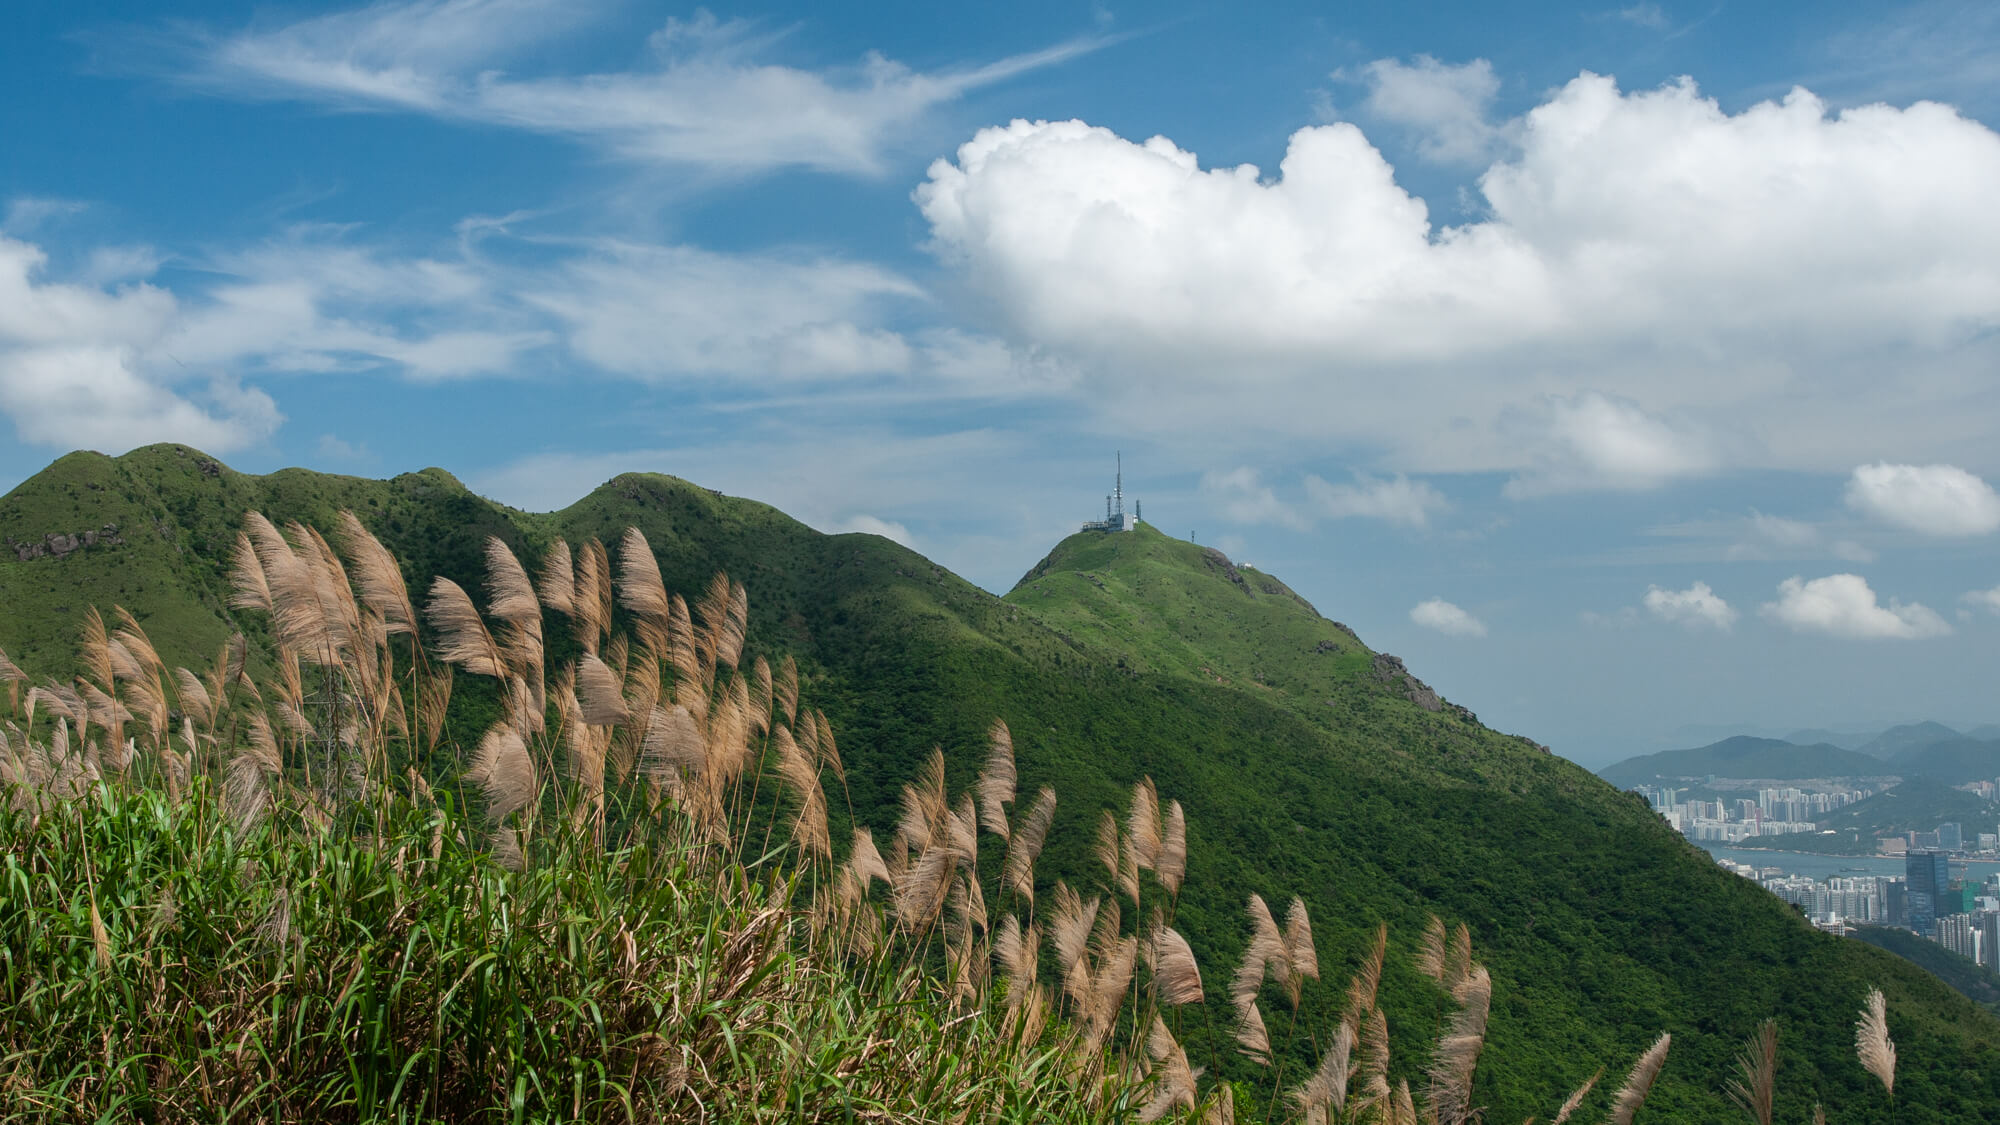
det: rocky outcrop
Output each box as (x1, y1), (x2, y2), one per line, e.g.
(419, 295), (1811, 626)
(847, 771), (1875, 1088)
(8, 524), (123, 562)
(1372, 652), (1442, 713)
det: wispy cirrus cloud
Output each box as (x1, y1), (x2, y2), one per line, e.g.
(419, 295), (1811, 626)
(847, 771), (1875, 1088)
(171, 0), (1106, 176)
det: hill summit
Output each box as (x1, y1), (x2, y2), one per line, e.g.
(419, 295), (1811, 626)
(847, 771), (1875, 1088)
(1, 445), (1996, 1120)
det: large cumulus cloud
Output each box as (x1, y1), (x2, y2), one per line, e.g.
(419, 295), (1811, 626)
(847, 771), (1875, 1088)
(918, 74), (2000, 482)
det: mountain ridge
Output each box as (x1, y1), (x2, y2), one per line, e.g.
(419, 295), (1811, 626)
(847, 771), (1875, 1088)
(3, 444), (1997, 1121)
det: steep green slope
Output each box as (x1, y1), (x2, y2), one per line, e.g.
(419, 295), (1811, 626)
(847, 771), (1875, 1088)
(1756, 778), (2000, 855)
(1600, 736), (1890, 787)
(1850, 928), (2000, 1017)
(2, 448), (1997, 1123)
(1895, 738), (2000, 785)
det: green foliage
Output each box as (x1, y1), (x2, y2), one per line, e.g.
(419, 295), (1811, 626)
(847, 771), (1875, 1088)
(0, 782), (1126, 1122)
(3, 448), (1999, 1122)
(1599, 736), (1889, 788)
(1850, 926), (2000, 1017)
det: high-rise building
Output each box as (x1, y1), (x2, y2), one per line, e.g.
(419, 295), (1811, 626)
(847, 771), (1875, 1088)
(1885, 879), (1909, 928)
(1981, 912), (2000, 971)
(1908, 850), (1950, 934)
(1939, 822), (1964, 851)
(1937, 914), (1981, 962)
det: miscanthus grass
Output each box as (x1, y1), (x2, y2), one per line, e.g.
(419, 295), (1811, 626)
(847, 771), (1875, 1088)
(0, 510), (1904, 1123)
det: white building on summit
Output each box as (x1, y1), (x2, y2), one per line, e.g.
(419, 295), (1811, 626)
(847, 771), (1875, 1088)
(1081, 454), (1141, 533)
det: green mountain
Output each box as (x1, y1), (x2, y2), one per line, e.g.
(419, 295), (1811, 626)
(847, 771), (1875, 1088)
(1756, 777), (2000, 856)
(1599, 735), (1890, 787)
(1894, 738), (2000, 785)
(4, 444), (1998, 1122)
(1862, 722), (1964, 760)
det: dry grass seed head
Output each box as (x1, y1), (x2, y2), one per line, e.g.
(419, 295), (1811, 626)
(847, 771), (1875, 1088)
(1234, 998), (1272, 1064)
(1347, 922), (1387, 1025)
(1416, 914), (1448, 982)
(776, 653), (799, 725)
(1425, 964), (1491, 1125)
(1726, 1019), (1778, 1125)
(1855, 987), (1895, 1097)
(574, 653), (630, 725)
(1128, 776), (1161, 870)
(425, 577), (505, 678)
(1606, 1033), (1672, 1125)
(536, 538), (575, 614)
(1291, 1017), (1355, 1117)
(335, 511), (415, 634)
(978, 718), (1016, 838)
(1094, 809), (1121, 887)
(1549, 1067), (1602, 1125)
(615, 528), (671, 622)
(1158, 800), (1187, 895)
(1150, 924), (1205, 1005)
(465, 721), (537, 823)
(1004, 786), (1057, 903)
(1232, 893), (1289, 1008)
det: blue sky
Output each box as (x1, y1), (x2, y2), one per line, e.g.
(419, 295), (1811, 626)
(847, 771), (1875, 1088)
(8, 1), (2000, 766)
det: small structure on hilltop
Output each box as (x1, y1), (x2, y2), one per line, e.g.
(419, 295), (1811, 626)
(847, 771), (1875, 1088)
(1081, 453), (1141, 533)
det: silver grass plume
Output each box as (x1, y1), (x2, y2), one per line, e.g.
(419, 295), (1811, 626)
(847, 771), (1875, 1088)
(1128, 775), (1162, 870)
(465, 721), (538, 825)
(977, 718), (1016, 838)
(1551, 1068), (1602, 1125)
(849, 827), (890, 890)
(574, 653), (630, 725)
(1283, 895), (1320, 1000)
(1605, 1033), (1671, 1125)
(1726, 1019), (1777, 1125)
(1142, 1016), (1200, 1122)
(335, 511), (415, 635)
(1094, 808), (1121, 888)
(1855, 987), (1895, 1098)
(1416, 914), (1448, 983)
(615, 528), (671, 623)
(1150, 924), (1205, 1005)
(1425, 964), (1491, 1125)
(1290, 1017), (1355, 1119)
(536, 538), (575, 614)
(425, 577), (505, 678)
(775, 653), (799, 725)
(1004, 786), (1056, 903)
(1158, 800), (1187, 895)
(1344, 923), (1387, 1033)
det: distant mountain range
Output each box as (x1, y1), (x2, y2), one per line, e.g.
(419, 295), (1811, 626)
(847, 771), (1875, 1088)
(1602, 723), (2000, 788)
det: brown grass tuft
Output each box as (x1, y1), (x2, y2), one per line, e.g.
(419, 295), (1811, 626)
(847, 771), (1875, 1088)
(1726, 1019), (1777, 1125)
(1550, 1067), (1601, 1125)
(1157, 799), (1187, 895)
(1425, 964), (1491, 1125)
(1150, 924), (1204, 1006)
(424, 577), (505, 678)
(1003, 786), (1056, 902)
(978, 718), (1016, 838)
(1606, 1033), (1672, 1125)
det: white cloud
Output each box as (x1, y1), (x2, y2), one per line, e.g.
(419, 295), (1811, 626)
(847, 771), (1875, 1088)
(1618, 4), (1670, 30)
(1504, 393), (1719, 496)
(0, 237), (280, 452)
(185, 0), (1102, 176)
(832, 514), (915, 547)
(1410, 597), (1487, 637)
(1199, 467), (1307, 529)
(1643, 581), (1738, 630)
(1964, 585), (2000, 614)
(918, 76), (2000, 479)
(1844, 462), (2000, 536)
(525, 242), (921, 380)
(1760, 573), (1951, 639)
(1355, 56), (1502, 165)
(1303, 471), (1447, 527)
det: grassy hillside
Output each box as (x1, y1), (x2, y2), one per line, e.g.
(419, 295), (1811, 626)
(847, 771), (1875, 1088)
(1600, 736), (1890, 788)
(1756, 777), (2000, 856)
(3, 446), (1997, 1122)
(1850, 928), (2000, 1017)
